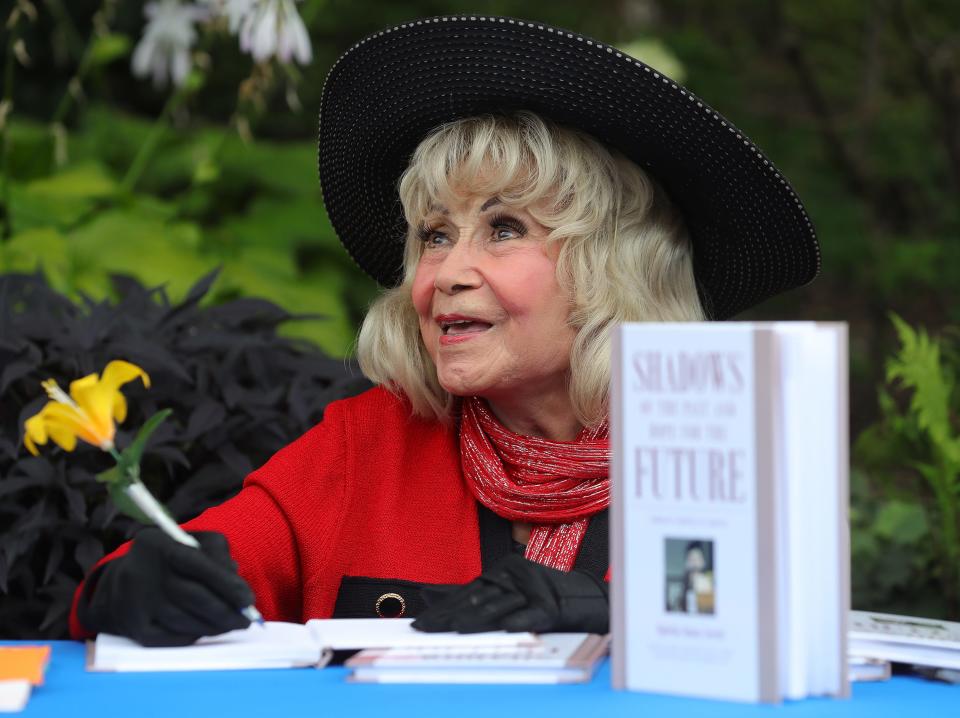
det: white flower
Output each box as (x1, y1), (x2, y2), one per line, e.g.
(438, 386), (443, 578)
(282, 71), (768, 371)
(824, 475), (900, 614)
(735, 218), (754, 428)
(132, 0), (209, 89)
(238, 0), (312, 65)
(204, 0), (256, 33)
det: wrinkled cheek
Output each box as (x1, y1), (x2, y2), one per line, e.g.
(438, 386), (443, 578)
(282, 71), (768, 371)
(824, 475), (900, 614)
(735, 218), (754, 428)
(410, 266), (434, 318)
(409, 272), (437, 361)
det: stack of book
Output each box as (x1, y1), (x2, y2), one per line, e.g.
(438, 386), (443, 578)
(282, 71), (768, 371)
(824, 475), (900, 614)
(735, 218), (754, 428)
(87, 618), (608, 684)
(848, 610), (960, 682)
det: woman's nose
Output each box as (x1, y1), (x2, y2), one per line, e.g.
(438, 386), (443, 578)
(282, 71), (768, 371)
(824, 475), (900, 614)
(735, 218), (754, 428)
(434, 239), (482, 294)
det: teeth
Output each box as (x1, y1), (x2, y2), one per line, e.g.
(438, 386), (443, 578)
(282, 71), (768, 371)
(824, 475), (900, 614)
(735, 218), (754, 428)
(439, 319), (490, 335)
(441, 319), (471, 333)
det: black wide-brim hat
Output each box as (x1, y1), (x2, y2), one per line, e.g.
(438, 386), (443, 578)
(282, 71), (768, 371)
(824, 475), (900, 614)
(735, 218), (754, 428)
(318, 15), (820, 320)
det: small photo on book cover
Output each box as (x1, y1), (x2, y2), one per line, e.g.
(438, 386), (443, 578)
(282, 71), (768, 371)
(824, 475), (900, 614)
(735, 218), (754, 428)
(664, 538), (716, 615)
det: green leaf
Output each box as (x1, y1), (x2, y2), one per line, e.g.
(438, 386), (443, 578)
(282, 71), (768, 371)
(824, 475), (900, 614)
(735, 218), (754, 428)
(117, 409), (172, 476)
(886, 313), (960, 467)
(192, 158), (220, 184)
(94, 465), (125, 486)
(9, 162), (119, 233)
(65, 206), (211, 299)
(182, 69), (206, 93)
(873, 545), (916, 591)
(0, 227), (72, 290)
(217, 251), (356, 356)
(4, 120), (55, 180)
(617, 38), (686, 82)
(874, 499), (929, 544)
(88, 34), (131, 67)
(22, 161), (118, 199)
(218, 135), (320, 196)
(106, 481), (152, 524)
(216, 195), (341, 253)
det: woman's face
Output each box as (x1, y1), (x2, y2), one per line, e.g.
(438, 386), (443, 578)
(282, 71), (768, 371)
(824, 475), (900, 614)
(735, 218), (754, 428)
(685, 547), (706, 572)
(411, 192), (576, 404)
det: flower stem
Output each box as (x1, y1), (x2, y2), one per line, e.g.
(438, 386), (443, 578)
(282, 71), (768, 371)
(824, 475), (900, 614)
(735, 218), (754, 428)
(49, 0), (117, 161)
(123, 480), (200, 549)
(119, 80), (194, 195)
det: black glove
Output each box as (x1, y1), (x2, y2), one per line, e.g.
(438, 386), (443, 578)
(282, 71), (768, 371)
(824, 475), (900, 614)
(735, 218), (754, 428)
(412, 553), (609, 634)
(77, 527), (255, 647)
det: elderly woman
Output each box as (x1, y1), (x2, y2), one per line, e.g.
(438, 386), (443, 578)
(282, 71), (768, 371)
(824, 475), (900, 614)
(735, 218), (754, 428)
(69, 16), (818, 646)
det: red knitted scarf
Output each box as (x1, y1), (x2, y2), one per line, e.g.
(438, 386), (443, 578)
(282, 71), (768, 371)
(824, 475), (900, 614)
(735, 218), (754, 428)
(459, 397), (610, 571)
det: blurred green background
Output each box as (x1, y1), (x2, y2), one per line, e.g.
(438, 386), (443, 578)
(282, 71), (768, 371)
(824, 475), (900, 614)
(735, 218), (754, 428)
(2, 0), (959, 619)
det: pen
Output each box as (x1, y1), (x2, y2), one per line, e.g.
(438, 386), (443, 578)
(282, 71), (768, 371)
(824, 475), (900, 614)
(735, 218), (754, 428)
(124, 481), (265, 627)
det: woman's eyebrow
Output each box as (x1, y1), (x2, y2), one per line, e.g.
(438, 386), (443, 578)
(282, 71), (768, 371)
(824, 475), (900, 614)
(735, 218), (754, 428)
(425, 197), (501, 215)
(479, 197), (501, 212)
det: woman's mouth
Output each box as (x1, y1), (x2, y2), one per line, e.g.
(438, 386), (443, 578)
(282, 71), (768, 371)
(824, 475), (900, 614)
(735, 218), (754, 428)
(442, 320), (493, 336)
(437, 315), (494, 344)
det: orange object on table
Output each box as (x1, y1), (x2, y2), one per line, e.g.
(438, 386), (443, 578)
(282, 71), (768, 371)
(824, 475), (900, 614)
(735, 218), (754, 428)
(0, 646), (51, 686)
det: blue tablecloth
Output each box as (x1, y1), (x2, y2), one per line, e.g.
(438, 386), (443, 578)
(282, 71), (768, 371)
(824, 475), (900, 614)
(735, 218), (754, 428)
(10, 641), (959, 717)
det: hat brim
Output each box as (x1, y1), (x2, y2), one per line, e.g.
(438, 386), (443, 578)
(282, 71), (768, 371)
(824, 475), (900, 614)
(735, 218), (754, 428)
(318, 14), (820, 319)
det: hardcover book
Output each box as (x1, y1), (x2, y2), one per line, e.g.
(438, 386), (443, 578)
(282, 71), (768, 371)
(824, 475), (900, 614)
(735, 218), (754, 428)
(849, 610), (960, 670)
(610, 322), (850, 702)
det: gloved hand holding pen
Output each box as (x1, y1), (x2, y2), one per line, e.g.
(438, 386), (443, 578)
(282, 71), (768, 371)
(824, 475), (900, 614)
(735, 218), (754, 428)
(77, 528), (257, 647)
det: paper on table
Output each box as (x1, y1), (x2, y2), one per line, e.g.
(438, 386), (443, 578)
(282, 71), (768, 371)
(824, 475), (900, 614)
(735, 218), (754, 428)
(306, 618), (539, 650)
(0, 680), (31, 713)
(88, 619), (539, 672)
(0, 647), (50, 686)
(88, 622), (326, 672)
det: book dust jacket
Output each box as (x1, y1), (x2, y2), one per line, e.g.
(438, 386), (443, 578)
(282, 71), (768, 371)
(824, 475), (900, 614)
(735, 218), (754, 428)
(612, 324), (777, 702)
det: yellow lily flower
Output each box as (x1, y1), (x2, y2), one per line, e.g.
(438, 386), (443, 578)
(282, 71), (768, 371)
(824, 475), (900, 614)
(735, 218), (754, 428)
(23, 360), (151, 456)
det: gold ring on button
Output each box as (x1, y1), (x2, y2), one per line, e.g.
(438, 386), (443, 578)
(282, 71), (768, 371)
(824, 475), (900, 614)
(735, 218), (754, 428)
(375, 592), (406, 618)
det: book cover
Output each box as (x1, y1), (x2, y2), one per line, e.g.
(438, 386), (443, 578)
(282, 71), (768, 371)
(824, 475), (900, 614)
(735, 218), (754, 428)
(611, 324), (778, 702)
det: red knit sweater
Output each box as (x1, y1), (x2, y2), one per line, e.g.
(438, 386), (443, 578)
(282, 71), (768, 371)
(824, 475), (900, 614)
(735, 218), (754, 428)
(69, 386), (489, 639)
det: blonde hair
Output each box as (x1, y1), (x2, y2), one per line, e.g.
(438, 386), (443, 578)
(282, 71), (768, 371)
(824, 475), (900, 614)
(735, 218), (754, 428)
(357, 112), (705, 426)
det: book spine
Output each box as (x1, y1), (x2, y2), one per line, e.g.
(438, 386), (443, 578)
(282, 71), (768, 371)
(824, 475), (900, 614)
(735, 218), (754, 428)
(754, 329), (780, 703)
(610, 325), (627, 690)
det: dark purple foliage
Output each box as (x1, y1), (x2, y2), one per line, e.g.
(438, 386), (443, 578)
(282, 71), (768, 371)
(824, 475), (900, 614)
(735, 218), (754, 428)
(0, 270), (370, 638)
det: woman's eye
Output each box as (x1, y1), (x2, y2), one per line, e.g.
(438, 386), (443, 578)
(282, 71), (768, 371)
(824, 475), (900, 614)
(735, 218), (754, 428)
(418, 226), (449, 247)
(489, 214), (528, 241)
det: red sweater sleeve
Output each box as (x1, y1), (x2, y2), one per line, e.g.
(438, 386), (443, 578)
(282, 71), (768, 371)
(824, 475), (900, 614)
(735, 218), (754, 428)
(68, 398), (349, 640)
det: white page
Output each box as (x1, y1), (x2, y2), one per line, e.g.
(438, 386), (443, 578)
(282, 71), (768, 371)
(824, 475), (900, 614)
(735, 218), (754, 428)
(800, 325), (846, 697)
(770, 325), (809, 699)
(91, 621), (322, 672)
(307, 618), (538, 650)
(772, 324), (816, 699)
(763, 323), (847, 699)
(0, 680), (31, 713)
(91, 619), (539, 672)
